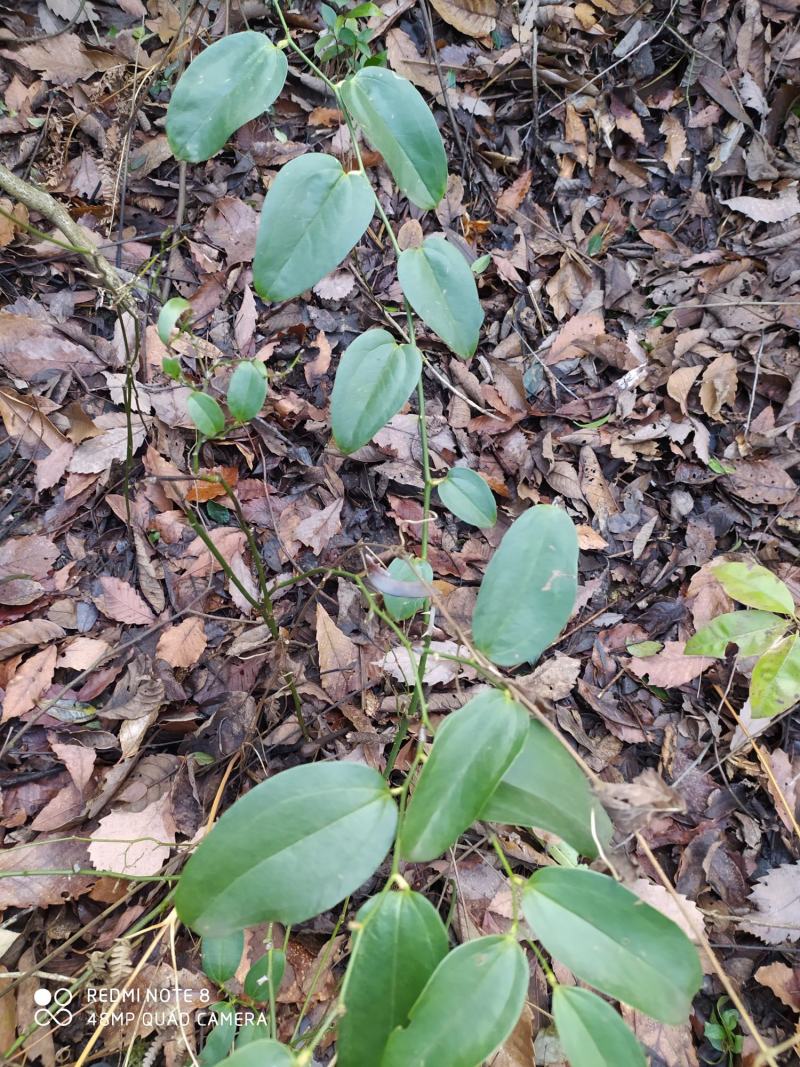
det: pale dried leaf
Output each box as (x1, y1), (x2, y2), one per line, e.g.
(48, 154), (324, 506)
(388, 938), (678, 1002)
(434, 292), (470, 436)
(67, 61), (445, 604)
(516, 655), (581, 703)
(0, 312), (103, 376)
(720, 188), (800, 223)
(35, 441), (74, 491)
(0, 837), (93, 907)
(742, 862), (800, 943)
(50, 741), (96, 792)
(628, 878), (705, 944)
(157, 618), (207, 669)
(316, 604), (359, 701)
(723, 459), (798, 506)
(699, 353), (738, 420)
(2, 645), (57, 720)
(56, 637), (110, 671)
(294, 499), (343, 556)
(660, 112), (687, 173)
(69, 421), (147, 474)
(0, 388), (67, 453)
(94, 577), (156, 625)
(754, 962), (800, 1012)
(628, 640), (714, 687)
(666, 364), (702, 414)
(0, 620), (65, 660)
(89, 797), (175, 877)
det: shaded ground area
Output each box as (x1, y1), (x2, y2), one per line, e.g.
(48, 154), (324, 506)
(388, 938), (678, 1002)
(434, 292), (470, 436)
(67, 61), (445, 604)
(0, 0), (799, 1063)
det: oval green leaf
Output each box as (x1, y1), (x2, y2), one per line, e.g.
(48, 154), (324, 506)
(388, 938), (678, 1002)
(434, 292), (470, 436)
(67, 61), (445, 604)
(685, 610), (789, 659)
(202, 931), (244, 985)
(167, 33), (288, 162)
(399, 691), (528, 862)
(253, 153), (374, 302)
(200, 1002), (236, 1065)
(340, 67), (447, 209)
(214, 1040), (295, 1067)
(175, 762), (398, 936)
(381, 936), (528, 1067)
(480, 720), (612, 859)
(522, 867), (702, 1025)
(750, 633), (800, 718)
(331, 329), (421, 453)
(158, 296), (191, 345)
(244, 948), (285, 1001)
(398, 236), (483, 359)
(437, 468), (496, 528)
(227, 361), (267, 423)
(553, 986), (647, 1067)
(383, 557), (433, 621)
(711, 561), (795, 615)
(338, 890), (449, 1067)
(188, 392), (226, 437)
(472, 505), (578, 667)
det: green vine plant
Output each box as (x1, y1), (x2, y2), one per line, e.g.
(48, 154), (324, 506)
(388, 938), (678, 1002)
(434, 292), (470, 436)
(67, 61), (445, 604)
(684, 560), (800, 719)
(158, 9), (703, 1067)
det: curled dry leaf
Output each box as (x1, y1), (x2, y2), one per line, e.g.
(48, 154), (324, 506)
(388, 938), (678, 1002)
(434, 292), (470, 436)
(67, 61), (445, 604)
(316, 604), (360, 702)
(699, 353), (738, 420)
(93, 576), (156, 625)
(156, 617), (207, 669)
(754, 962), (800, 1012)
(0, 620), (65, 661)
(720, 188), (800, 223)
(430, 0), (498, 37)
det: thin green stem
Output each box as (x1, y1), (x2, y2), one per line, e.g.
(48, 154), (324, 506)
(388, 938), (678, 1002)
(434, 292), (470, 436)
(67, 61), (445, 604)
(271, 0), (337, 91)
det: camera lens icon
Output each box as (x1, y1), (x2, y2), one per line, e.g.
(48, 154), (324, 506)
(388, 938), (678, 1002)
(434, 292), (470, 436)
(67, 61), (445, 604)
(33, 988), (74, 1027)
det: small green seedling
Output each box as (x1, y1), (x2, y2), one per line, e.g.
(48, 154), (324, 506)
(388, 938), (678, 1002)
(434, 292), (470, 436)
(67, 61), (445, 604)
(704, 996), (743, 1066)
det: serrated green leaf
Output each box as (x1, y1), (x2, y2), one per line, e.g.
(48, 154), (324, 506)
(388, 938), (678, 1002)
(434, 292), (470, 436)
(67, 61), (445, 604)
(188, 392), (226, 437)
(331, 329), (421, 453)
(158, 297), (191, 345)
(437, 468), (496, 528)
(175, 762), (398, 936)
(712, 561), (795, 615)
(381, 936), (527, 1067)
(202, 931), (244, 985)
(214, 1040), (295, 1067)
(472, 505), (578, 667)
(383, 557), (433, 621)
(398, 236), (483, 359)
(253, 153), (374, 302)
(227, 361), (267, 423)
(553, 986), (647, 1067)
(338, 890), (448, 1067)
(167, 33), (288, 162)
(244, 948), (285, 1001)
(522, 868), (702, 1025)
(399, 691), (528, 862)
(750, 633), (800, 718)
(685, 610), (789, 659)
(340, 67), (447, 209)
(480, 721), (612, 859)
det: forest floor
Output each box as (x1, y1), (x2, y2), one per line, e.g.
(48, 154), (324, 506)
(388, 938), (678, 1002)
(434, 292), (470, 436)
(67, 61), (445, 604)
(0, 0), (799, 1064)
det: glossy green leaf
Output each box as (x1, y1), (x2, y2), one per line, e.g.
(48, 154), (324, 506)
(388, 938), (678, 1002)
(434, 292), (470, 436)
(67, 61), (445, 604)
(244, 948), (285, 1001)
(188, 392), (226, 437)
(214, 1040), (295, 1067)
(480, 721), (612, 859)
(158, 297), (191, 345)
(340, 67), (447, 209)
(399, 691), (528, 862)
(381, 936), (528, 1067)
(472, 505), (578, 667)
(522, 868), (702, 1025)
(202, 931), (244, 985)
(685, 610), (789, 659)
(167, 33), (288, 162)
(398, 236), (483, 359)
(331, 329), (421, 453)
(712, 561), (795, 615)
(437, 468), (496, 528)
(750, 633), (800, 718)
(200, 1002), (236, 1065)
(553, 986), (647, 1067)
(175, 762), (398, 936)
(227, 361), (267, 423)
(383, 557), (433, 621)
(253, 153), (374, 302)
(338, 890), (449, 1067)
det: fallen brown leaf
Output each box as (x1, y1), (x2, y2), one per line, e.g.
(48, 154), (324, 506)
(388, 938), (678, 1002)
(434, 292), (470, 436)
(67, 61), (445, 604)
(156, 617), (207, 669)
(93, 576), (156, 625)
(89, 796), (175, 877)
(628, 641), (714, 687)
(2, 645), (57, 720)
